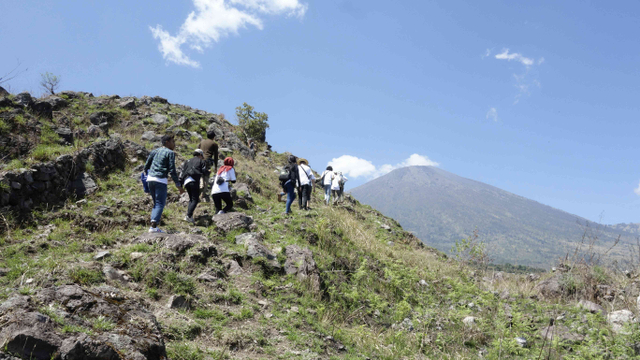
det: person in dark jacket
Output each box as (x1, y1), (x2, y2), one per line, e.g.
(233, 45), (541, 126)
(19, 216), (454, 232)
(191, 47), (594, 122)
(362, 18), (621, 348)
(282, 155), (300, 215)
(144, 134), (184, 233)
(199, 131), (219, 202)
(180, 149), (210, 224)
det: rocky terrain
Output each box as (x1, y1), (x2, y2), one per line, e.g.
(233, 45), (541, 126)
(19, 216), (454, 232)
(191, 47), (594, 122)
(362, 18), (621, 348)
(1, 89), (640, 359)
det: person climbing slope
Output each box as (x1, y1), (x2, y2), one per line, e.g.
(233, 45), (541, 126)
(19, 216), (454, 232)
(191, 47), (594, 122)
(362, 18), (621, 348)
(338, 172), (348, 203)
(319, 166), (334, 205)
(331, 171), (345, 205)
(211, 157), (236, 214)
(297, 158), (315, 210)
(144, 134), (184, 233)
(199, 130), (219, 203)
(179, 149), (209, 224)
(281, 155), (300, 215)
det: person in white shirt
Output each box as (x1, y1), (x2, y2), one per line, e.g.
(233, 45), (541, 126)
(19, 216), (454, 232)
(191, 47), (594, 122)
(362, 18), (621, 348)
(319, 166), (334, 205)
(211, 157), (236, 214)
(297, 159), (315, 210)
(338, 173), (348, 202)
(331, 171), (345, 205)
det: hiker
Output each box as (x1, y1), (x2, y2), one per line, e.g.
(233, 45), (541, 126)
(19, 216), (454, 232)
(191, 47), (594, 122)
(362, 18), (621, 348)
(331, 171), (345, 205)
(297, 158), (315, 210)
(338, 172), (348, 202)
(281, 155), (300, 215)
(179, 149), (209, 224)
(319, 166), (334, 205)
(199, 131), (219, 202)
(211, 157), (236, 214)
(144, 134), (184, 233)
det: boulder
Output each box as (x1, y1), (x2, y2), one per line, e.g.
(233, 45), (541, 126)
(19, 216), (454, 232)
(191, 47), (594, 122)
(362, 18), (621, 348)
(86, 124), (107, 138)
(59, 91), (80, 99)
(607, 310), (635, 334)
(70, 172), (97, 197)
(151, 96), (168, 104)
(212, 212), (253, 232)
(141, 131), (160, 142)
(89, 111), (115, 125)
(167, 295), (190, 310)
(93, 251), (111, 261)
(102, 265), (127, 284)
(0, 285), (166, 360)
(462, 316), (477, 327)
(118, 98), (136, 110)
(0, 86), (9, 97)
(14, 92), (33, 107)
(150, 114), (168, 125)
(539, 324), (584, 344)
(226, 260), (244, 276)
(42, 96), (68, 111)
(94, 205), (112, 217)
(133, 232), (208, 255)
(535, 275), (563, 298)
(284, 245), (321, 291)
(577, 300), (606, 315)
(122, 139), (149, 161)
(236, 232), (280, 270)
(55, 127), (74, 145)
(31, 100), (53, 118)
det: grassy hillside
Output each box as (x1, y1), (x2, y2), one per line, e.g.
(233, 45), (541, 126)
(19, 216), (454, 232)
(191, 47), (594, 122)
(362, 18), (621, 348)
(350, 166), (634, 268)
(1, 92), (640, 359)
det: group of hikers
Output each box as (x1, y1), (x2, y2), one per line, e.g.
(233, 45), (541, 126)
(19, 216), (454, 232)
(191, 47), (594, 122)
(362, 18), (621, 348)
(141, 131), (348, 233)
(279, 155), (348, 215)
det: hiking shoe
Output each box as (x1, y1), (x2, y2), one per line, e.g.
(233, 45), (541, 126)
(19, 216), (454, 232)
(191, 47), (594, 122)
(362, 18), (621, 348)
(217, 210), (225, 215)
(148, 227), (164, 233)
(184, 216), (195, 224)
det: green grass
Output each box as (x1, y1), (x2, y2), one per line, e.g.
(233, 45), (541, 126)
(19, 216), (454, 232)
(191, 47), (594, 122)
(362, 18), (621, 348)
(91, 316), (116, 331)
(68, 267), (104, 285)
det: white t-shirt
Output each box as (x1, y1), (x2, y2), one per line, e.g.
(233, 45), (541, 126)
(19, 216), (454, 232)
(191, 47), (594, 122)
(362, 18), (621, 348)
(146, 175), (168, 185)
(331, 173), (344, 190)
(183, 176), (195, 186)
(298, 164), (315, 186)
(211, 168), (236, 194)
(321, 170), (334, 186)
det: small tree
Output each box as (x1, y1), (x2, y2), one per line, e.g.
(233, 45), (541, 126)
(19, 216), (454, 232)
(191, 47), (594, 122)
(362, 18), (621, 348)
(40, 72), (60, 95)
(235, 102), (269, 143)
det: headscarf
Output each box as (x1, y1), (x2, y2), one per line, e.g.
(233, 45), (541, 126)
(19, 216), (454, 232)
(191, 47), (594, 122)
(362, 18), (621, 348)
(217, 157), (235, 175)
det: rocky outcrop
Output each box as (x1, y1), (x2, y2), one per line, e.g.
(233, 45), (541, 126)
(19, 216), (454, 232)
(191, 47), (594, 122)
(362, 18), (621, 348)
(607, 310), (636, 334)
(534, 275), (563, 298)
(284, 245), (321, 292)
(212, 212), (253, 232)
(0, 138), (130, 212)
(0, 285), (166, 360)
(236, 232), (280, 271)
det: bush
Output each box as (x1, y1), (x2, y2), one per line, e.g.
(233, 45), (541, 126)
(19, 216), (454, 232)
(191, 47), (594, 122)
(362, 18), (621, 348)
(235, 102), (269, 143)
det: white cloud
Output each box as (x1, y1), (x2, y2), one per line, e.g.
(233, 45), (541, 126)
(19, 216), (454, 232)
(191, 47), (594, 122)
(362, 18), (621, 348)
(634, 181), (640, 196)
(329, 154), (439, 179)
(486, 107), (498, 122)
(150, 0), (307, 67)
(495, 49), (534, 67)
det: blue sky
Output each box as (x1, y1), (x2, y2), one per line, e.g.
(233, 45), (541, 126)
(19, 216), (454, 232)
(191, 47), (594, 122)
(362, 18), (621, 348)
(2, 0), (639, 224)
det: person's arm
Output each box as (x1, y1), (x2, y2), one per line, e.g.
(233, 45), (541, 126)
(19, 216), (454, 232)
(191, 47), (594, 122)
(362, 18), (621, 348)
(229, 169), (237, 184)
(213, 144), (219, 172)
(168, 151), (182, 189)
(144, 149), (156, 173)
(200, 159), (210, 176)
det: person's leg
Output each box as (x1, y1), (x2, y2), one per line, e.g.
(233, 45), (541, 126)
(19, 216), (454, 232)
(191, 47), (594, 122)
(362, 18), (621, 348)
(302, 185), (310, 210)
(212, 193), (223, 213)
(151, 183), (167, 225)
(323, 185), (330, 204)
(332, 190), (339, 205)
(222, 192), (234, 212)
(149, 181), (157, 226)
(285, 182), (296, 214)
(297, 186), (303, 209)
(201, 173), (210, 202)
(186, 182), (199, 218)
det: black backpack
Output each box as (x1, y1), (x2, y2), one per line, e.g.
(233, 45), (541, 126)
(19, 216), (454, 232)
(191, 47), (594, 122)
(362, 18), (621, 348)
(278, 166), (291, 182)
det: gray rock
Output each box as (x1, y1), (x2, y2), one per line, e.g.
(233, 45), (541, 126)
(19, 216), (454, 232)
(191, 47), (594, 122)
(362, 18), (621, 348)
(94, 251), (111, 261)
(70, 172), (97, 197)
(607, 309), (635, 334)
(462, 316), (477, 327)
(577, 299), (606, 315)
(0, 86), (9, 97)
(196, 272), (218, 283)
(94, 205), (112, 217)
(89, 111), (115, 125)
(14, 92), (33, 107)
(284, 245), (321, 292)
(133, 232), (207, 255)
(86, 124), (106, 138)
(226, 260), (244, 276)
(130, 252), (144, 261)
(235, 232), (263, 245)
(238, 233), (280, 271)
(31, 100), (53, 118)
(515, 337), (528, 348)
(141, 131), (160, 142)
(118, 98), (136, 110)
(150, 114), (168, 125)
(539, 324), (584, 343)
(535, 275), (563, 298)
(0, 268), (9, 277)
(55, 127), (74, 145)
(526, 273), (541, 282)
(43, 96), (68, 111)
(212, 212), (253, 232)
(167, 295), (190, 310)
(103, 265), (127, 283)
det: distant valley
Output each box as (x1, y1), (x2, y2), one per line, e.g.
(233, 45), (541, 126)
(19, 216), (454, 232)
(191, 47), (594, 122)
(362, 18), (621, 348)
(350, 166), (638, 268)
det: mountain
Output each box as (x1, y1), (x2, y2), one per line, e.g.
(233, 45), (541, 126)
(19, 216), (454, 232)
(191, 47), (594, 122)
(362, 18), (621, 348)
(350, 166), (634, 268)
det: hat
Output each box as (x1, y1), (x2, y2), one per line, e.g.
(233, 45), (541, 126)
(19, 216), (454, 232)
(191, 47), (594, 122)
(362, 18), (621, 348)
(297, 158), (308, 165)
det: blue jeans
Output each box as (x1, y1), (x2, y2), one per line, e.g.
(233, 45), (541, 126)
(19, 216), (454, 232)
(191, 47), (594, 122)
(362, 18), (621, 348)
(148, 181), (168, 224)
(284, 181), (296, 214)
(323, 185), (331, 204)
